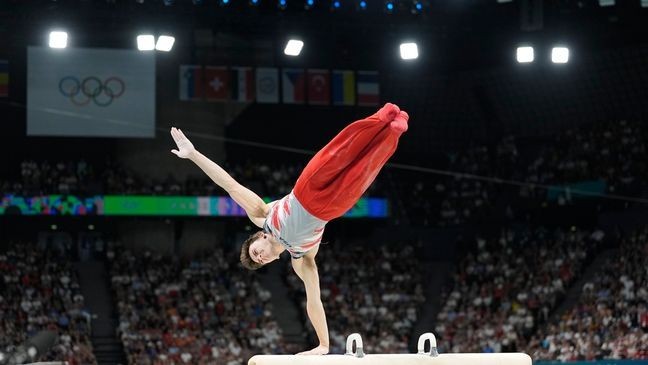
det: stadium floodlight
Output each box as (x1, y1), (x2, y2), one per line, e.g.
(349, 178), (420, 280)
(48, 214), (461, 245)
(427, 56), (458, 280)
(399, 42), (419, 60)
(412, 0), (423, 13)
(385, 1), (394, 12)
(250, 0), (259, 4)
(305, 0), (315, 9)
(278, 0), (287, 8)
(284, 39), (304, 56)
(598, 0), (615, 6)
(137, 34), (155, 51)
(155, 35), (175, 51)
(357, 0), (367, 10)
(642, 0), (648, 7)
(516, 46), (534, 63)
(551, 47), (570, 64)
(331, 0), (341, 9)
(49, 31), (68, 49)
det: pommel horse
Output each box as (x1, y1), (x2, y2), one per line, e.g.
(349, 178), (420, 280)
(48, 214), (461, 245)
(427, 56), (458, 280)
(249, 333), (532, 365)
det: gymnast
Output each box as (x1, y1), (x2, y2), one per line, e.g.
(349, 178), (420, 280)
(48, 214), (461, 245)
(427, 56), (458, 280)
(170, 102), (409, 355)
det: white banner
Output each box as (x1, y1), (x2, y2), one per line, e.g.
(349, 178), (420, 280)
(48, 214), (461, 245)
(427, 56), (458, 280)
(256, 67), (279, 104)
(27, 47), (155, 138)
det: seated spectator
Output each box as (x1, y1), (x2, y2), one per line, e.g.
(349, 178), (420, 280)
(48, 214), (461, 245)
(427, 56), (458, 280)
(0, 242), (96, 365)
(528, 227), (648, 361)
(285, 240), (425, 354)
(435, 227), (602, 355)
(108, 246), (285, 364)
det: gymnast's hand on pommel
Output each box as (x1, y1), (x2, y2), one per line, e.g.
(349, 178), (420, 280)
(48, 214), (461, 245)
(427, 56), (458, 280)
(170, 127), (196, 159)
(296, 344), (329, 356)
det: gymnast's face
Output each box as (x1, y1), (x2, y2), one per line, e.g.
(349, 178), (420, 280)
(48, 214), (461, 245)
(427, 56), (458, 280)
(249, 233), (280, 265)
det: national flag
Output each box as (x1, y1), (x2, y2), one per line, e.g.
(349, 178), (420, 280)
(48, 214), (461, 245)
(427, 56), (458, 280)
(307, 69), (330, 105)
(357, 70), (380, 106)
(332, 70), (355, 106)
(0, 60), (8, 98)
(179, 65), (204, 101)
(256, 67), (279, 104)
(282, 68), (306, 104)
(230, 67), (255, 102)
(204, 66), (229, 101)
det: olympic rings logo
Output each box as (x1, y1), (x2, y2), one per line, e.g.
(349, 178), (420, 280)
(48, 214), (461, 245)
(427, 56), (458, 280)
(58, 76), (125, 107)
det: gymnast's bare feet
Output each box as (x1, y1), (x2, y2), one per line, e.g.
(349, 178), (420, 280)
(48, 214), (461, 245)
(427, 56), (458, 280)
(377, 102), (401, 123)
(390, 110), (409, 132)
(296, 344), (330, 356)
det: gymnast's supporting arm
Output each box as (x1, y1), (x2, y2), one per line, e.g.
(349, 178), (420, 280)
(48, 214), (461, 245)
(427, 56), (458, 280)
(170, 127), (269, 227)
(291, 246), (330, 355)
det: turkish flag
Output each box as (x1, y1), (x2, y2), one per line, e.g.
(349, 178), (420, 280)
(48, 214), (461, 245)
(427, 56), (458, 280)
(307, 69), (330, 105)
(204, 66), (229, 101)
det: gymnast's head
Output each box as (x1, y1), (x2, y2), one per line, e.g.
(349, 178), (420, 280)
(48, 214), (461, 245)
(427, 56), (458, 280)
(240, 231), (280, 270)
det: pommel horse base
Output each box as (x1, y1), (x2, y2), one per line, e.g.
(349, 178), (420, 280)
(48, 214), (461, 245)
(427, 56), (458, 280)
(249, 333), (532, 365)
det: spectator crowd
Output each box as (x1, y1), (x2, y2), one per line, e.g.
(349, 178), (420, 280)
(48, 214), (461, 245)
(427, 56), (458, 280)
(435, 227), (604, 355)
(0, 118), (647, 364)
(108, 245), (285, 365)
(0, 242), (96, 365)
(527, 227), (648, 361)
(285, 241), (425, 354)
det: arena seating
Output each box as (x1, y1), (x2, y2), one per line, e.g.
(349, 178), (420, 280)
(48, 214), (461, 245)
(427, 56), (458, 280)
(284, 240), (425, 354)
(108, 245), (286, 364)
(0, 242), (96, 365)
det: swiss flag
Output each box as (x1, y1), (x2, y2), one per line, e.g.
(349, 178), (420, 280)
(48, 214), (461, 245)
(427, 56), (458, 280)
(307, 69), (330, 105)
(204, 66), (229, 101)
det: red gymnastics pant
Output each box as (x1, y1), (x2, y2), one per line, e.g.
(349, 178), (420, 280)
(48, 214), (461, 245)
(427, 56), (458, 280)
(293, 103), (407, 221)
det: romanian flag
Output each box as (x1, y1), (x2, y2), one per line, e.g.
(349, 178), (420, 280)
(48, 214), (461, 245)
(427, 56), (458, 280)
(332, 70), (355, 106)
(0, 60), (8, 98)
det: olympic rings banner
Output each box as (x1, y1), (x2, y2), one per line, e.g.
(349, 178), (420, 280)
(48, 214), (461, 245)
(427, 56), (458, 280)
(27, 47), (155, 138)
(58, 76), (125, 107)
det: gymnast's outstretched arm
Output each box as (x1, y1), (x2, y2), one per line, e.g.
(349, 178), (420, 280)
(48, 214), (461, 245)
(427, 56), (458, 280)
(170, 127), (269, 227)
(291, 246), (330, 355)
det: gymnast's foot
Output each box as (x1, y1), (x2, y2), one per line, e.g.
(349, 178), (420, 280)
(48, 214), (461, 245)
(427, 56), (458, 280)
(377, 102), (401, 123)
(390, 110), (409, 132)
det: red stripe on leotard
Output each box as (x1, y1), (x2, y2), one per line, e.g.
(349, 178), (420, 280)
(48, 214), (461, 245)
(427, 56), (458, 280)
(300, 238), (321, 250)
(271, 203), (281, 232)
(282, 198), (291, 216)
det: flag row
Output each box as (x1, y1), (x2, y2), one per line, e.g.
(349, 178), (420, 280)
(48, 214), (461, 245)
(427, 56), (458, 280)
(179, 66), (380, 106)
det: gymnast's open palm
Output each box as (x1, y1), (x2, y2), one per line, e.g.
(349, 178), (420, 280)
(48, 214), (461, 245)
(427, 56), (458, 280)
(170, 127), (195, 159)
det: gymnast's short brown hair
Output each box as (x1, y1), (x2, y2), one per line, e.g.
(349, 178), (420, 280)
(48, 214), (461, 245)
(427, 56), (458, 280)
(240, 231), (264, 271)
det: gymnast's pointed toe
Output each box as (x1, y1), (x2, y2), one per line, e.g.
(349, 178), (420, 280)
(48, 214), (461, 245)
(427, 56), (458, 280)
(377, 102), (401, 123)
(390, 110), (409, 132)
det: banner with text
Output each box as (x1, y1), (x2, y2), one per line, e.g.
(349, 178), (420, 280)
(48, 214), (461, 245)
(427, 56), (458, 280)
(1, 195), (388, 218)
